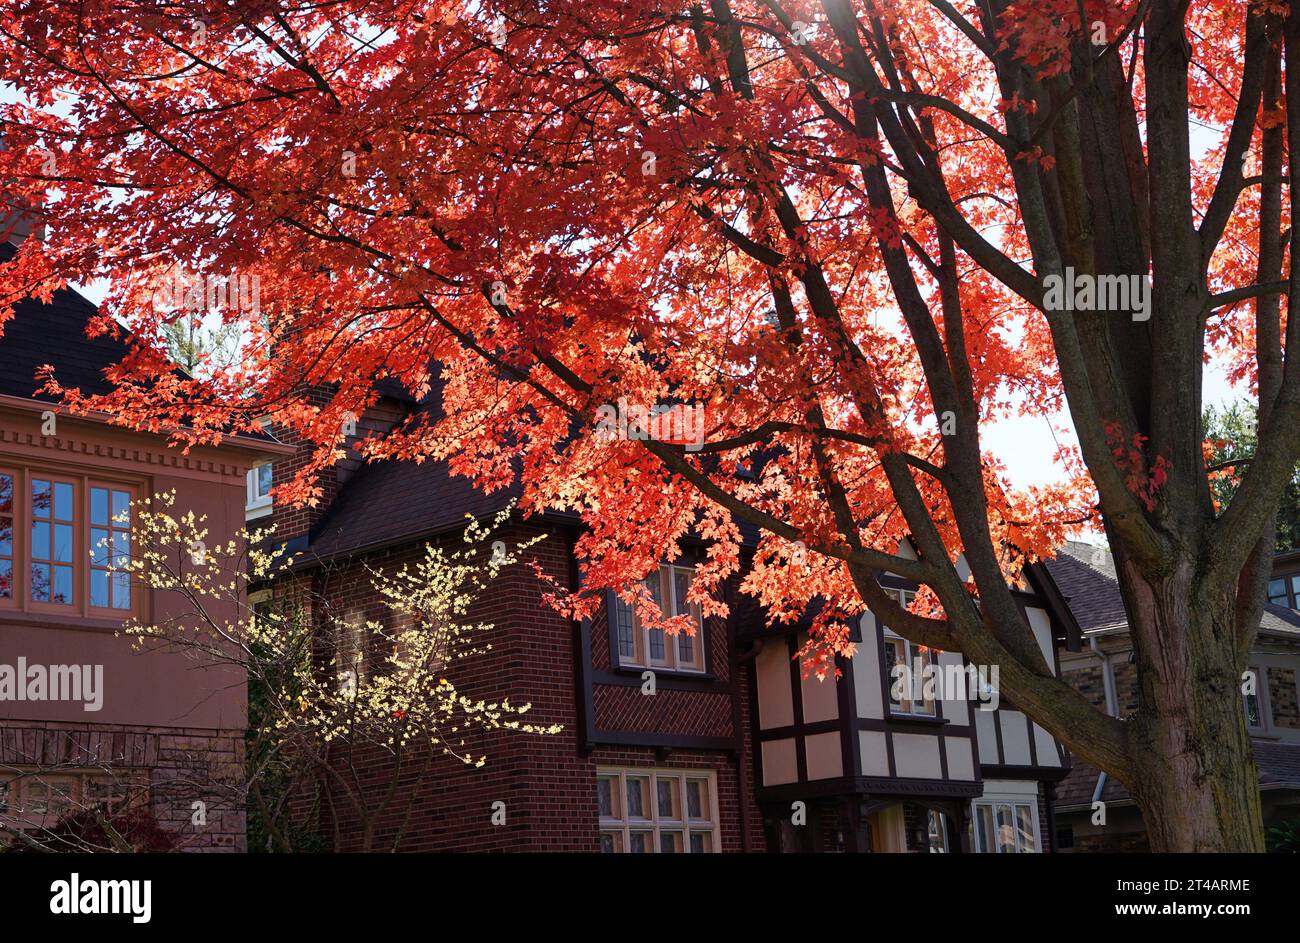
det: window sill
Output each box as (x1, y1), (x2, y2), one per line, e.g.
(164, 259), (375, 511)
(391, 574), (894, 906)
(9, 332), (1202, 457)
(245, 501), (272, 522)
(609, 664), (715, 682)
(886, 711), (948, 725)
(0, 608), (128, 634)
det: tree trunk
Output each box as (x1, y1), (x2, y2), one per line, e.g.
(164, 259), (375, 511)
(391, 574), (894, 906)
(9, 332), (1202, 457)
(1121, 561), (1266, 851)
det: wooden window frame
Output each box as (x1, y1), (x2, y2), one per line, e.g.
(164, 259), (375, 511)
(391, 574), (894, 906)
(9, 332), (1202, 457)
(246, 462), (273, 518)
(608, 564), (707, 675)
(0, 769), (142, 838)
(27, 472), (79, 612)
(0, 467), (15, 610)
(596, 767), (719, 853)
(87, 480), (136, 616)
(0, 463), (143, 621)
(881, 589), (938, 717)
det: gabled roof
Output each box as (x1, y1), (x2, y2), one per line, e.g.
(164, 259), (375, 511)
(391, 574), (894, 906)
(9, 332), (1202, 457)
(0, 241), (285, 453)
(305, 456), (523, 560)
(0, 241), (129, 402)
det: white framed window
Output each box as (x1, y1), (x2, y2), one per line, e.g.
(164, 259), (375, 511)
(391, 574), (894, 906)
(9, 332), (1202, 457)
(881, 589), (936, 716)
(1243, 666), (1269, 732)
(246, 462), (273, 518)
(611, 565), (705, 673)
(971, 798), (1039, 853)
(597, 767), (719, 853)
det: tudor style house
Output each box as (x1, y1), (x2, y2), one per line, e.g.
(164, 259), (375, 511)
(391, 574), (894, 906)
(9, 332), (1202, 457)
(747, 552), (1072, 852)
(0, 239), (286, 851)
(1048, 541), (1300, 852)
(254, 382), (1072, 853)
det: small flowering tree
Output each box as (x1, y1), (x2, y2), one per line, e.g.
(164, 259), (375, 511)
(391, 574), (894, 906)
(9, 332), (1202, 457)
(118, 493), (560, 852)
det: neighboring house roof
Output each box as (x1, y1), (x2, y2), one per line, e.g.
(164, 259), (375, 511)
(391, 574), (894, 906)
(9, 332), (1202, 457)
(0, 242), (129, 402)
(1042, 542), (1129, 633)
(305, 455), (523, 560)
(1049, 540), (1300, 811)
(1057, 742), (1300, 813)
(0, 240), (284, 450)
(1044, 540), (1300, 640)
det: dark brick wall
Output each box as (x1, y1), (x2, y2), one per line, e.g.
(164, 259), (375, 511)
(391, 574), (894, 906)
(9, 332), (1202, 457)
(280, 520), (762, 852)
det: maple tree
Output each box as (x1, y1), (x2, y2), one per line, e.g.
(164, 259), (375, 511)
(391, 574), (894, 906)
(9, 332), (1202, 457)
(0, 0), (1296, 851)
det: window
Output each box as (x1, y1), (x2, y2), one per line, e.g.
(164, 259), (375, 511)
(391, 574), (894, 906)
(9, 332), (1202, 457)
(0, 467), (138, 617)
(1268, 574), (1300, 609)
(246, 462), (273, 517)
(597, 768), (718, 853)
(0, 772), (141, 839)
(30, 477), (75, 605)
(89, 485), (132, 610)
(971, 799), (1039, 853)
(335, 613), (367, 696)
(0, 472), (12, 601)
(610, 565), (705, 673)
(1243, 667), (1268, 731)
(881, 589), (936, 716)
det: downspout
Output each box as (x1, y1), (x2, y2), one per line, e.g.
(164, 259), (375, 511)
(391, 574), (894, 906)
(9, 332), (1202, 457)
(1089, 637), (1118, 804)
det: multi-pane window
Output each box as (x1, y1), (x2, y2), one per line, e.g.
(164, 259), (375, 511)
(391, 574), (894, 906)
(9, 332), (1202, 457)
(89, 485), (132, 610)
(881, 589), (936, 716)
(597, 768), (718, 853)
(30, 477), (75, 605)
(0, 772), (138, 838)
(971, 799), (1038, 853)
(0, 472), (12, 601)
(611, 565), (705, 673)
(0, 468), (138, 616)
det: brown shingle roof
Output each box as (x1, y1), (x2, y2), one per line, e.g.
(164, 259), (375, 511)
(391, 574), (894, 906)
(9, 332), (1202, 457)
(1042, 542), (1129, 633)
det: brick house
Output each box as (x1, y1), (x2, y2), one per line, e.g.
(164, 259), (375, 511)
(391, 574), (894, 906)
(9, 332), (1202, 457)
(0, 240), (288, 850)
(1048, 541), (1300, 852)
(256, 384), (1073, 853)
